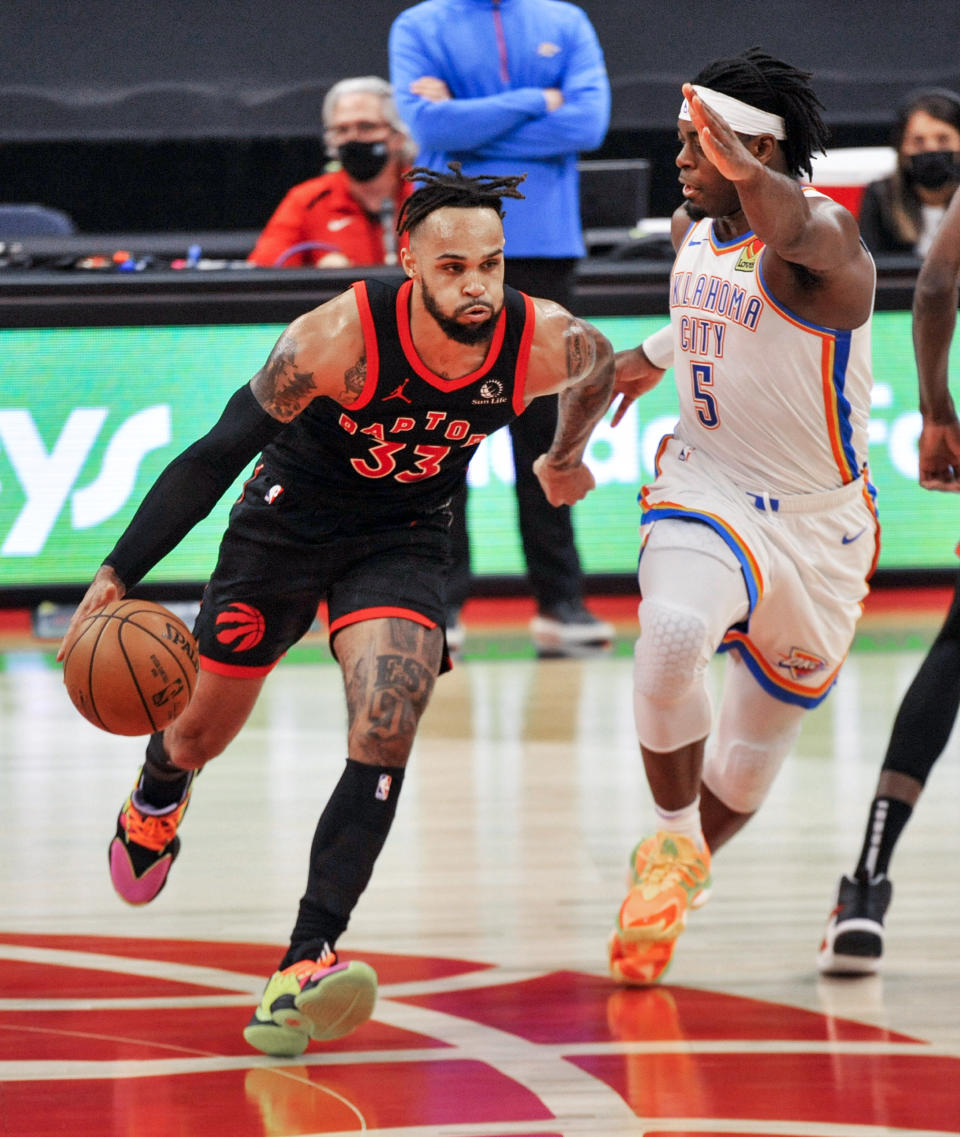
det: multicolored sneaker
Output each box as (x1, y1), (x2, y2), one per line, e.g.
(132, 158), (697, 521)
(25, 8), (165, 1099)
(530, 600), (615, 658)
(108, 769), (195, 905)
(817, 873), (892, 976)
(608, 930), (677, 985)
(608, 831), (712, 985)
(243, 946), (378, 1057)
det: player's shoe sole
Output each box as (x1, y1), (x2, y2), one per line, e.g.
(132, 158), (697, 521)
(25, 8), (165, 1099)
(244, 955), (378, 1056)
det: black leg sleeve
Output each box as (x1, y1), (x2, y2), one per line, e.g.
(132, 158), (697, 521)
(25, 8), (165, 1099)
(282, 759), (405, 967)
(140, 731), (191, 808)
(881, 569), (960, 785)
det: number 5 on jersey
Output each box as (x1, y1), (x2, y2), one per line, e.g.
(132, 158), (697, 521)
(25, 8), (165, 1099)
(692, 362), (720, 429)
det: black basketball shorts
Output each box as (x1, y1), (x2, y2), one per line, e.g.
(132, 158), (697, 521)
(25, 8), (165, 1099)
(193, 465), (453, 677)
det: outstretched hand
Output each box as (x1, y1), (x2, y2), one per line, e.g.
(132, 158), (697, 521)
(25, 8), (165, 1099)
(609, 346), (665, 427)
(681, 82), (762, 184)
(533, 455), (596, 506)
(56, 565), (125, 662)
(918, 420), (960, 491)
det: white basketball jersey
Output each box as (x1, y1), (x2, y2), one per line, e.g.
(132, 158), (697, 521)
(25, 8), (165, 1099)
(667, 196), (875, 494)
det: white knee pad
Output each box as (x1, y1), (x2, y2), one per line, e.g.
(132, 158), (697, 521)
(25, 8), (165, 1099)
(632, 523), (749, 754)
(633, 598), (714, 751)
(703, 680), (805, 813)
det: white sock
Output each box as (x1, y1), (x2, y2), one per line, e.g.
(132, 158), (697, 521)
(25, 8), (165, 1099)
(654, 797), (705, 851)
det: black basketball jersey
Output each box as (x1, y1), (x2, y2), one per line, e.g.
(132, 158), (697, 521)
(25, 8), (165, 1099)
(263, 277), (535, 519)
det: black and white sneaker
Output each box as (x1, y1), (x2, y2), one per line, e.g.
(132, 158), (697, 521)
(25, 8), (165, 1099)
(530, 600), (615, 657)
(817, 873), (892, 975)
(445, 606), (466, 653)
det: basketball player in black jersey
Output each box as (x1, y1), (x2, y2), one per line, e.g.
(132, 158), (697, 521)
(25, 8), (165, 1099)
(819, 173), (960, 975)
(58, 165), (615, 1056)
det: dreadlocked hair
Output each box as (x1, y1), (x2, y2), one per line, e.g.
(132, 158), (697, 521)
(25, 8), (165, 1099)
(692, 46), (828, 181)
(397, 163), (527, 236)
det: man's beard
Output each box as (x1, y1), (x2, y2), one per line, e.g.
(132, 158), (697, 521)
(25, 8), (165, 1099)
(683, 200), (708, 221)
(421, 279), (501, 346)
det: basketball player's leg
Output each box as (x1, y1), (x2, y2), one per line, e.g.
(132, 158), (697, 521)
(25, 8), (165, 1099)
(632, 520), (750, 836)
(854, 565), (960, 877)
(163, 668), (266, 768)
(243, 524), (449, 1057)
(108, 505), (324, 907)
(611, 520), (749, 984)
(108, 666), (288, 907)
(818, 566), (960, 975)
(700, 652), (806, 850)
(282, 523), (449, 965)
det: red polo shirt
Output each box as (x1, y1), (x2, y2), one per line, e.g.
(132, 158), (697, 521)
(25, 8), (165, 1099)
(248, 167), (412, 268)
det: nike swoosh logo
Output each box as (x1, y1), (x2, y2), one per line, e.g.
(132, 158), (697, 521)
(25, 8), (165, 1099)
(842, 528), (867, 544)
(327, 218), (352, 231)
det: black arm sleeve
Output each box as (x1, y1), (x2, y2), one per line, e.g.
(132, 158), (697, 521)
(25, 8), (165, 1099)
(103, 383), (287, 589)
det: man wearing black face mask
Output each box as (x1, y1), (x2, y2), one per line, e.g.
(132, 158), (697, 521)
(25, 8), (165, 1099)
(858, 88), (960, 258)
(248, 76), (415, 269)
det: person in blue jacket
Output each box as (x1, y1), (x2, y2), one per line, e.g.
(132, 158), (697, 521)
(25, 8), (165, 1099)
(389, 0), (615, 656)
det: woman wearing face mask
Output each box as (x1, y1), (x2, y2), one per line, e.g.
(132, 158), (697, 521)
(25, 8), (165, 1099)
(248, 77), (416, 269)
(858, 88), (960, 258)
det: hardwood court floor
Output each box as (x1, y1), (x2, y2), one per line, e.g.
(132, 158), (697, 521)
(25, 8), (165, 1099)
(1, 590), (958, 1136)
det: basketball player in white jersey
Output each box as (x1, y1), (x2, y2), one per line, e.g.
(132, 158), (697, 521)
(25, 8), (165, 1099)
(583, 48), (879, 984)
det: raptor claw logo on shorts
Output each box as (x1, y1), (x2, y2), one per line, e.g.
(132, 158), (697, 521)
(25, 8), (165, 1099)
(215, 602), (266, 652)
(778, 646), (827, 680)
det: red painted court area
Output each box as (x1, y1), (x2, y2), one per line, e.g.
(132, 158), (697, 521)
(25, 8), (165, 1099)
(1, 933), (957, 1135)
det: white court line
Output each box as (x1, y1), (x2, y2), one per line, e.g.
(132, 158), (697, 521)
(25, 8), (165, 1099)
(117, 1119), (957, 1137)
(0, 942), (545, 1001)
(2, 1035), (959, 1081)
(0, 995), (254, 1011)
(0, 943), (265, 995)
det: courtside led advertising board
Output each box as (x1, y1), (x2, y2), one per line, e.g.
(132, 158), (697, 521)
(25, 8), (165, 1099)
(0, 313), (953, 589)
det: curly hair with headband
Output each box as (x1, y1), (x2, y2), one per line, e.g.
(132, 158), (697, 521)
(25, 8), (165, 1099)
(692, 46), (829, 181)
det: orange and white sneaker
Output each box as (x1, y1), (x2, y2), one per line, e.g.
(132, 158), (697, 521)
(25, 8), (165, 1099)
(608, 930), (677, 985)
(108, 768), (195, 905)
(608, 831), (712, 985)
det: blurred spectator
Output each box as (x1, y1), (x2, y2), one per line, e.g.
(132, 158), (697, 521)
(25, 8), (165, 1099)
(859, 87), (960, 256)
(389, 0), (615, 656)
(248, 76), (415, 269)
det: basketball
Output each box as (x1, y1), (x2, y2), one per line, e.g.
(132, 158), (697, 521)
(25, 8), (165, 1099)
(63, 599), (200, 736)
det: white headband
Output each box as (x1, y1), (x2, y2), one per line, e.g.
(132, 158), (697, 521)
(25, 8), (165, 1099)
(679, 84), (787, 140)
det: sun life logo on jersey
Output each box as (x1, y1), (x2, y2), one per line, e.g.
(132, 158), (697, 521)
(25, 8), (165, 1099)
(778, 646), (827, 680)
(474, 379), (506, 405)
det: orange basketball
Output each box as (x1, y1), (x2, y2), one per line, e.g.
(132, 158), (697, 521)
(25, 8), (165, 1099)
(63, 599), (199, 736)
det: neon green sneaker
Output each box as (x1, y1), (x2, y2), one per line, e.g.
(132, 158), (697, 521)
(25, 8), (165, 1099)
(243, 945), (378, 1057)
(608, 831), (712, 985)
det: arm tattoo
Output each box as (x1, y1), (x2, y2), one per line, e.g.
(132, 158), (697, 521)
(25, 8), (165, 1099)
(549, 322), (615, 467)
(254, 345), (317, 421)
(342, 356), (366, 403)
(565, 322), (593, 380)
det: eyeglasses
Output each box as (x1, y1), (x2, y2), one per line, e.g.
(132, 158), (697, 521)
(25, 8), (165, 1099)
(324, 121), (392, 143)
